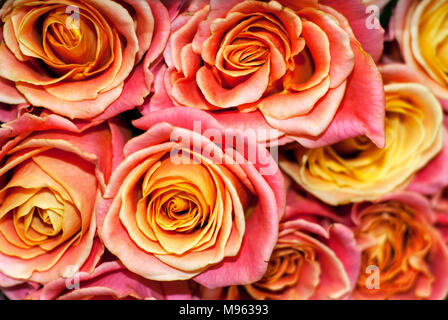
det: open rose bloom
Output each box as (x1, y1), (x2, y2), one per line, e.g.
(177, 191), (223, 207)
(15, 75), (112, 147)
(0, 0), (170, 122)
(98, 107), (285, 287)
(1, 0), (448, 302)
(0, 113), (129, 298)
(153, 0), (386, 147)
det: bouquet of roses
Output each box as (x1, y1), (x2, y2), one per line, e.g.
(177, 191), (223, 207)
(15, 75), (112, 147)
(0, 0), (447, 301)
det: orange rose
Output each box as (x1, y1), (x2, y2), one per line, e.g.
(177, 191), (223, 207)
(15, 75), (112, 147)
(350, 193), (448, 299)
(0, 0), (170, 121)
(155, 0), (386, 147)
(0, 113), (128, 284)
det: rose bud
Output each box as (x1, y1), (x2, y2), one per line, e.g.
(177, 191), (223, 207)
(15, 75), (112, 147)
(0, 0), (170, 122)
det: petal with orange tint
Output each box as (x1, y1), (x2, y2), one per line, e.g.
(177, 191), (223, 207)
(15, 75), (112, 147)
(196, 61), (270, 108)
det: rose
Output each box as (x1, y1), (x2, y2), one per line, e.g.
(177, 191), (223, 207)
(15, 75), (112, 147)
(0, 0), (170, 121)
(200, 189), (360, 300)
(27, 260), (193, 300)
(280, 77), (444, 205)
(0, 113), (128, 284)
(152, 0), (386, 147)
(350, 192), (448, 300)
(97, 107), (285, 288)
(387, 0), (448, 108)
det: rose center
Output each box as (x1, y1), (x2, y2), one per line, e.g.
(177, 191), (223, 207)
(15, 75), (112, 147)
(256, 245), (314, 290)
(155, 193), (205, 232)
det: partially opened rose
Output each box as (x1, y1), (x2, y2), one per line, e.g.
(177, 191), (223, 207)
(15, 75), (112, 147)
(28, 260), (194, 300)
(0, 0), (170, 121)
(387, 0), (448, 107)
(154, 0), (385, 147)
(98, 107), (285, 288)
(0, 113), (128, 284)
(280, 81), (443, 205)
(350, 192), (448, 300)
(200, 189), (360, 300)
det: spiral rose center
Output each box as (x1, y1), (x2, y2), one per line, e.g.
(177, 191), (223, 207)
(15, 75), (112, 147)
(0, 153), (88, 254)
(227, 242), (317, 300)
(259, 247), (308, 287)
(15, 188), (64, 241)
(12, 2), (114, 81)
(154, 190), (206, 233)
(212, 10), (297, 89)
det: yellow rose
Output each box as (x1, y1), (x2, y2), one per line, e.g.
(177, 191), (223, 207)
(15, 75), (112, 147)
(280, 82), (443, 205)
(387, 0), (448, 104)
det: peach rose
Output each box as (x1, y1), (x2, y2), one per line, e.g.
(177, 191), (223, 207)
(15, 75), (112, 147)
(350, 192), (448, 300)
(0, 113), (128, 284)
(97, 107), (285, 288)
(0, 0), (170, 121)
(27, 260), (193, 300)
(280, 79), (444, 205)
(200, 189), (361, 300)
(150, 0), (386, 147)
(386, 0), (448, 108)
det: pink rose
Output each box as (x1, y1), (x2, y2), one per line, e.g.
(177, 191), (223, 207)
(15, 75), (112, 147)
(0, 0), (170, 122)
(27, 260), (193, 300)
(98, 107), (285, 288)
(350, 192), (448, 300)
(0, 113), (128, 285)
(200, 189), (361, 300)
(1, 237), (104, 299)
(0, 271), (39, 300)
(150, 0), (385, 147)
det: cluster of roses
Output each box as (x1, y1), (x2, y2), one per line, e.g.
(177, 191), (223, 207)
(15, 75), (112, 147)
(0, 0), (448, 300)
